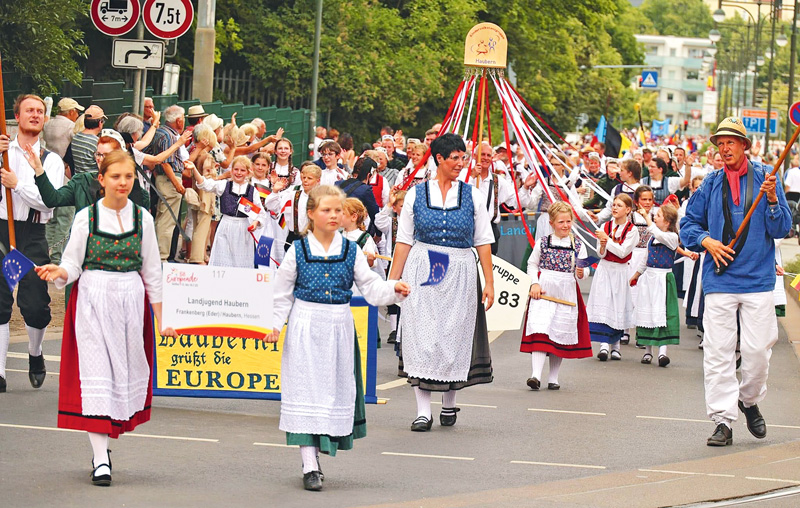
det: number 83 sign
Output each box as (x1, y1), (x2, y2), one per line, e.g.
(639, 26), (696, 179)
(478, 254), (532, 332)
(143, 0), (194, 39)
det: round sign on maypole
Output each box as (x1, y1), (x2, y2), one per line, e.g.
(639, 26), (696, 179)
(790, 101), (800, 127)
(90, 0), (141, 37)
(142, 0), (194, 39)
(464, 23), (508, 68)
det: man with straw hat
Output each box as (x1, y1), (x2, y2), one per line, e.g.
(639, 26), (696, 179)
(680, 117), (791, 447)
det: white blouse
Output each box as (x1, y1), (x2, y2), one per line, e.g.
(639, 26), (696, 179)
(320, 167), (347, 187)
(263, 185), (309, 232)
(527, 234), (589, 284)
(57, 200), (163, 303)
(396, 179), (495, 247)
(197, 177), (266, 224)
(600, 220), (640, 260)
(273, 232), (404, 326)
(635, 224), (680, 273)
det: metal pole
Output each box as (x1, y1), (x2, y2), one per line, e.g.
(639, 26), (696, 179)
(754, 1), (763, 107)
(785, 1), (798, 172)
(309, 0), (323, 148)
(131, 20), (145, 115)
(742, 24), (750, 115)
(192, 0), (217, 102)
(765, 2), (777, 156)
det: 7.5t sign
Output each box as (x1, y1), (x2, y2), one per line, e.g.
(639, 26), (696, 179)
(142, 0), (194, 39)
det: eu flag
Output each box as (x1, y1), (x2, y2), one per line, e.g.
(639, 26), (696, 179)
(2, 249), (35, 291)
(420, 250), (449, 286)
(255, 236), (274, 267)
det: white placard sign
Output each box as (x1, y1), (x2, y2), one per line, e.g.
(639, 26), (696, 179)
(162, 264), (273, 338)
(479, 255), (531, 332)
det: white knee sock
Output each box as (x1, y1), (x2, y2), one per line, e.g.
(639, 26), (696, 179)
(659, 345), (668, 357)
(389, 314), (397, 331)
(645, 345), (653, 355)
(530, 351), (547, 379)
(548, 356), (563, 384)
(611, 342), (621, 353)
(413, 386), (432, 419)
(599, 342), (609, 352)
(442, 389), (457, 409)
(300, 445), (318, 474)
(0, 323), (9, 378)
(26, 325), (46, 356)
(88, 432), (110, 471)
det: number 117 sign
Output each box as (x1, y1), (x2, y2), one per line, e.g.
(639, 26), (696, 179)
(143, 0), (194, 39)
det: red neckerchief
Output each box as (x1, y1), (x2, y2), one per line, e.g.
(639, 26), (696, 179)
(723, 157), (748, 206)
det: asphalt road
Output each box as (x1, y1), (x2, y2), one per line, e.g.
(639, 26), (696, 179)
(1, 280), (800, 508)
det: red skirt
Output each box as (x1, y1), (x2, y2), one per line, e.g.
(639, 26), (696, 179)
(520, 283), (592, 359)
(57, 282), (154, 438)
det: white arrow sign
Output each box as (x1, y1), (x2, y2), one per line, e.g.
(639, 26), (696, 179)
(112, 39), (166, 70)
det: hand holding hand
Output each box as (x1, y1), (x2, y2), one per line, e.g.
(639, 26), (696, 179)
(394, 281), (411, 296)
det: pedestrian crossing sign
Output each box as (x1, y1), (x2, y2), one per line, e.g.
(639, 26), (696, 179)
(641, 71), (658, 88)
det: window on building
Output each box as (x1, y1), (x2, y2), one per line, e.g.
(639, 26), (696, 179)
(667, 93), (674, 102)
(666, 115), (674, 123)
(687, 71), (699, 80)
(687, 94), (698, 102)
(670, 48), (677, 57)
(647, 46), (659, 56)
(688, 48), (704, 58)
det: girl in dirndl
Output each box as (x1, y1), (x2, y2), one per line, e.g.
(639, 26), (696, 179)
(190, 156), (265, 267)
(629, 204), (681, 367)
(265, 185), (409, 491)
(586, 194), (639, 361)
(35, 151), (177, 487)
(521, 202), (592, 391)
(626, 185), (655, 343)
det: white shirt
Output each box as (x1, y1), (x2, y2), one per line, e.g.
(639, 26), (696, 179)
(2, 137), (64, 223)
(320, 167), (346, 187)
(264, 185), (309, 233)
(272, 232), (403, 325)
(600, 220), (640, 260)
(635, 224), (679, 273)
(197, 178), (266, 225)
(465, 171), (517, 223)
(396, 179), (495, 246)
(56, 200), (162, 302)
(527, 234), (589, 284)
(785, 167), (800, 194)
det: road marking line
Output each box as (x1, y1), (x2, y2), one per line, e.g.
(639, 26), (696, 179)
(528, 408), (606, 416)
(0, 423), (218, 442)
(511, 460), (606, 470)
(253, 442), (299, 448)
(637, 415), (800, 430)
(639, 468), (734, 478)
(375, 378), (407, 391)
(432, 401), (497, 409)
(8, 352), (61, 362)
(745, 476), (800, 485)
(5, 368), (59, 376)
(382, 452), (474, 461)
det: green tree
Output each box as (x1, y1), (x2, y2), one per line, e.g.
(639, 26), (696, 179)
(639, 0), (714, 39)
(0, 0), (88, 94)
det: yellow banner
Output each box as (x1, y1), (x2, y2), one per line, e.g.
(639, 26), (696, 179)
(153, 305), (372, 397)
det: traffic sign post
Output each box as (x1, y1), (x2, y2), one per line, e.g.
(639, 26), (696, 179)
(790, 101), (800, 127)
(91, 0), (141, 37)
(142, 0), (194, 39)
(641, 70), (658, 89)
(741, 108), (779, 136)
(112, 39), (165, 70)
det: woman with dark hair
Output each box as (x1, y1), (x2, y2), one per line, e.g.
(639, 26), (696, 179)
(338, 132), (357, 170)
(643, 157), (685, 205)
(388, 133), (495, 432)
(336, 157), (381, 234)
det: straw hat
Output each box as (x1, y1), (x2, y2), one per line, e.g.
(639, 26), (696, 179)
(203, 114), (223, 131)
(710, 117), (751, 150)
(187, 105), (208, 119)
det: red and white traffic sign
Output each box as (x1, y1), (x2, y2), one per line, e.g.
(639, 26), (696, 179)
(790, 101), (800, 127)
(143, 0), (194, 39)
(90, 0), (140, 37)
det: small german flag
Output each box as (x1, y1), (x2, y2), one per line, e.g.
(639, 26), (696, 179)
(254, 182), (271, 201)
(278, 214), (286, 229)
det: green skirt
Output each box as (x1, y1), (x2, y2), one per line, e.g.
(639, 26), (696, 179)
(286, 332), (366, 457)
(636, 272), (681, 346)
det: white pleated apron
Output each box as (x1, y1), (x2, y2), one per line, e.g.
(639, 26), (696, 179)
(586, 259), (635, 330)
(76, 271), (149, 421)
(209, 216), (254, 268)
(279, 299), (356, 437)
(635, 267), (670, 328)
(525, 269), (579, 344)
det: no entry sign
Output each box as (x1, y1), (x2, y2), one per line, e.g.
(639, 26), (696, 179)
(90, 0), (140, 37)
(790, 101), (800, 127)
(143, 0), (194, 39)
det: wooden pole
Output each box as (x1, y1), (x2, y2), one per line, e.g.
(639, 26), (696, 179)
(726, 121), (800, 251)
(475, 69), (487, 189)
(539, 295), (576, 307)
(0, 52), (16, 249)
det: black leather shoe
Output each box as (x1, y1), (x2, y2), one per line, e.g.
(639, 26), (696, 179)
(658, 355), (670, 367)
(440, 407), (460, 426)
(620, 334), (630, 345)
(0, 375), (6, 393)
(28, 354), (46, 389)
(411, 416), (432, 432)
(526, 377), (540, 390)
(707, 423), (733, 446)
(387, 331), (397, 344)
(90, 464), (112, 486)
(739, 401), (767, 439)
(303, 471), (323, 491)
(597, 350), (609, 362)
(547, 383), (560, 390)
